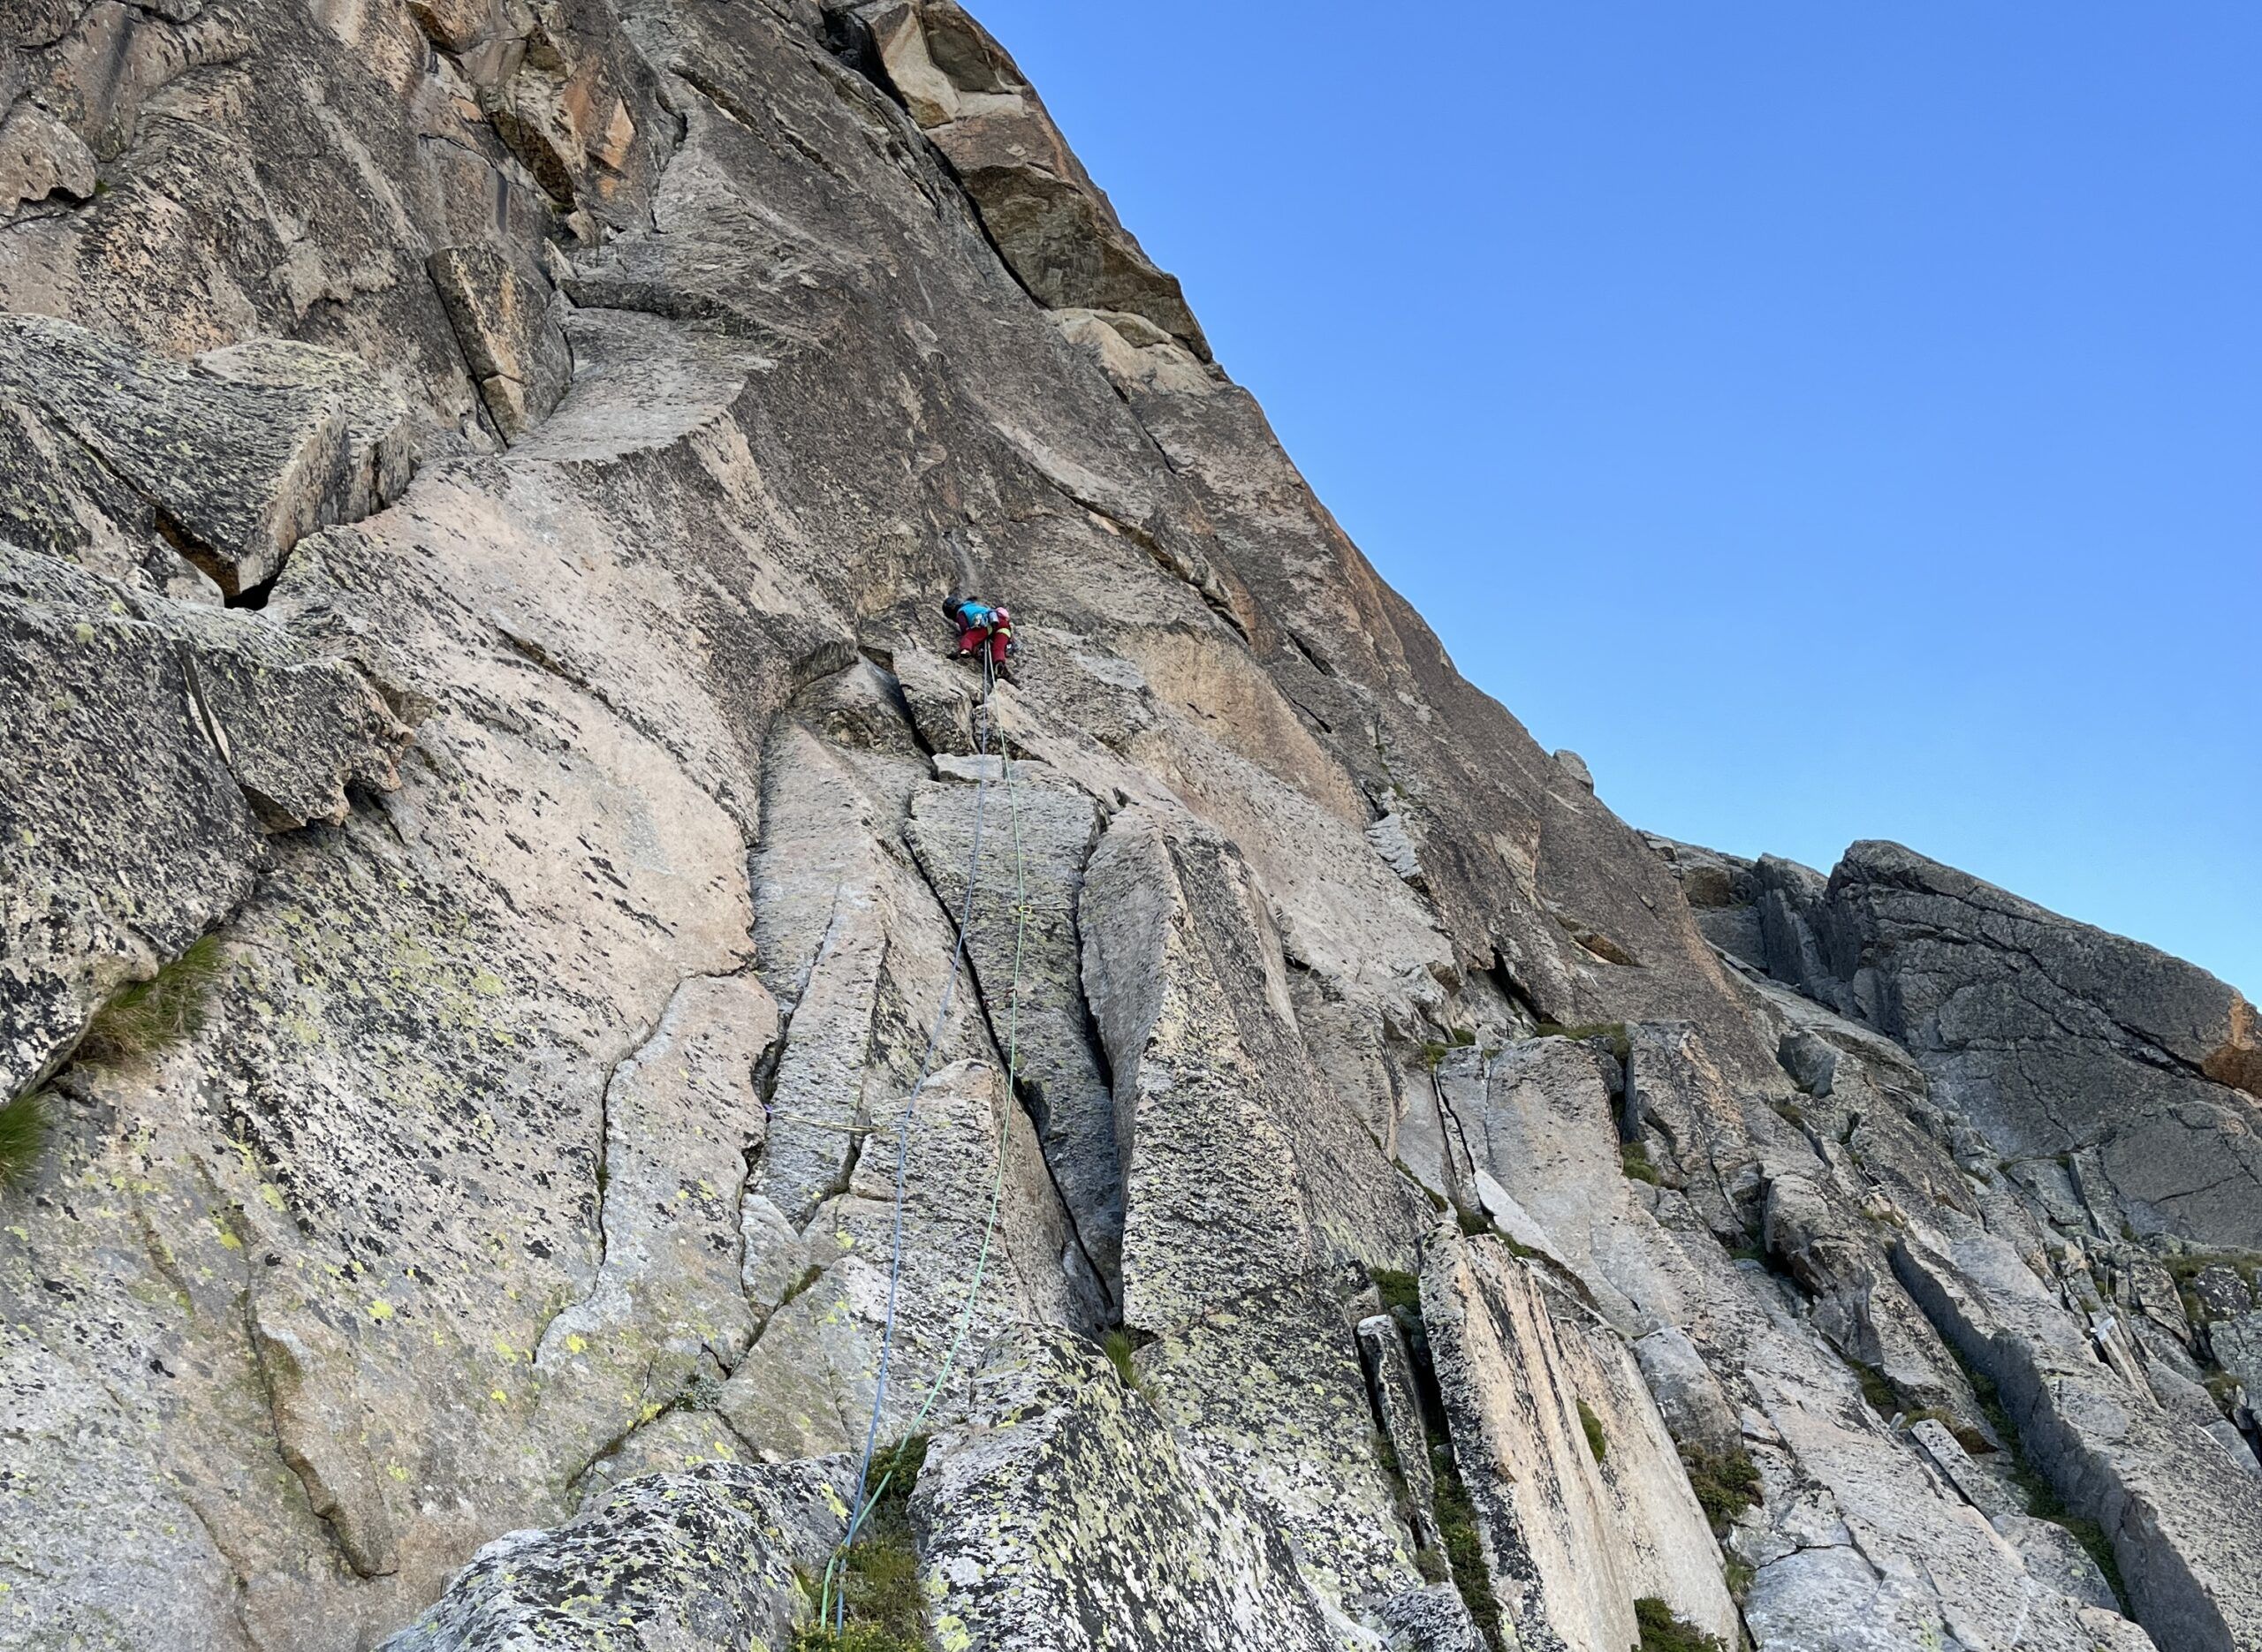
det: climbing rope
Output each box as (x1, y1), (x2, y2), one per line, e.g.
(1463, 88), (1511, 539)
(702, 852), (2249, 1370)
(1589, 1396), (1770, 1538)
(822, 653), (1034, 1633)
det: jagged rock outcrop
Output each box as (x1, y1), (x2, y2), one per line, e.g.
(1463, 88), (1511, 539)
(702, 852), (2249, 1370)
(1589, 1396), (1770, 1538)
(1750, 840), (2262, 1247)
(3, 3), (2255, 1650)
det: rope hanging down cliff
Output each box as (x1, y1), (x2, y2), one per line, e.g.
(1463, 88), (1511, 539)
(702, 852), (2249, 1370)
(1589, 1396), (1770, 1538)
(822, 651), (1034, 1633)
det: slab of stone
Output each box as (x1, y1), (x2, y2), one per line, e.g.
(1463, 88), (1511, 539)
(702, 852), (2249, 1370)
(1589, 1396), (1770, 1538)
(428, 246), (572, 440)
(907, 759), (1119, 1290)
(376, 1459), (851, 1651)
(913, 1330), (1348, 1652)
(0, 314), (412, 595)
(1422, 1233), (1737, 1652)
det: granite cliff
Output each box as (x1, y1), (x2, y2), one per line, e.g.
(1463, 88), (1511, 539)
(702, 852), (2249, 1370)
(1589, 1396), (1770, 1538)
(1, 4), (2256, 1649)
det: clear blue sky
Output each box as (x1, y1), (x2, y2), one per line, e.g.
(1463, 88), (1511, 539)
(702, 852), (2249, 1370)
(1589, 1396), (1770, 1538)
(972, 2), (2260, 995)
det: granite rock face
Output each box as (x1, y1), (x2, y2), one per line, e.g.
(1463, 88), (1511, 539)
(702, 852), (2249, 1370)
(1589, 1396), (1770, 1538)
(1751, 840), (2262, 1247)
(3, 4), (2255, 1651)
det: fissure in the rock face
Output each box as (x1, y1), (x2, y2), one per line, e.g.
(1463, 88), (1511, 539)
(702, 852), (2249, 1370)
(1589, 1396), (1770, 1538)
(1, 4), (2258, 1651)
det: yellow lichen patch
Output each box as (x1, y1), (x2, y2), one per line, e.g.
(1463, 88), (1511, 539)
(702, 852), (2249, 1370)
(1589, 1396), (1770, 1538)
(368, 1299), (394, 1322)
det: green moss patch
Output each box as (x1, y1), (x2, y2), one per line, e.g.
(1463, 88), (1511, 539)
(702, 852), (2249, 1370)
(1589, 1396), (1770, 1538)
(1576, 1398), (1608, 1463)
(1680, 1446), (1761, 1535)
(1635, 1595), (1727, 1652)
(1431, 1441), (1508, 1652)
(1621, 1142), (1661, 1186)
(801, 1436), (929, 1652)
(1531, 1020), (1632, 1062)
(1371, 1268), (1422, 1315)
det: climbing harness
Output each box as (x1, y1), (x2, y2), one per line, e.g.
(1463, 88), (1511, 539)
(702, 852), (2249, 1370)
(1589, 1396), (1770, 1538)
(820, 654), (1033, 1633)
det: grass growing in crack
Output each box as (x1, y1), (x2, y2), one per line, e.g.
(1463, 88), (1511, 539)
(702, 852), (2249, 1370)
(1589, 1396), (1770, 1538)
(0, 1090), (52, 1191)
(1635, 1595), (1727, 1652)
(1103, 1329), (1150, 1396)
(1576, 1398), (1608, 1463)
(1679, 1446), (1762, 1535)
(1621, 1141), (1661, 1186)
(78, 935), (225, 1066)
(1531, 1020), (1631, 1062)
(1431, 1434), (1508, 1652)
(792, 1625), (921, 1652)
(1373, 1428), (1451, 1583)
(1844, 1355), (1901, 1420)
(1723, 1555), (1755, 1603)
(1371, 1268), (1422, 1315)
(677, 1368), (725, 1412)
(798, 1436), (928, 1652)
(1940, 1344), (2132, 1615)
(1396, 1163), (1451, 1214)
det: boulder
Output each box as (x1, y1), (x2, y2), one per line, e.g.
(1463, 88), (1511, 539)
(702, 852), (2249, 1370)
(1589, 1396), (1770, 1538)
(376, 1458), (851, 1651)
(0, 314), (414, 597)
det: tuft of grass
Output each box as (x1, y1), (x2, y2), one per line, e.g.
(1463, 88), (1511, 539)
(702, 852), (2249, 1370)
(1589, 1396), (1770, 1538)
(78, 935), (225, 1067)
(779, 1263), (826, 1307)
(1103, 1329), (1148, 1395)
(1722, 1555), (1755, 1602)
(1941, 1344), (2132, 1615)
(1576, 1399), (1608, 1463)
(1395, 1159), (1451, 1213)
(804, 1436), (928, 1651)
(1680, 1446), (1761, 1535)
(1635, 1595), (1727, 1652)
(1431, 1437), (1508, 1652)
(1371, 1268), (1422, 1316)
(793, 1624), (922, 1652)
(1844, 1357), (1900, 1420)
(1951, 1425), (1998, 1458)
(1454, 1204), (1492, 1238)
(0, 1090), (53, 1191)
(1621, 1141), (1660, 1186)
(1532, 1020), (1632, 1062)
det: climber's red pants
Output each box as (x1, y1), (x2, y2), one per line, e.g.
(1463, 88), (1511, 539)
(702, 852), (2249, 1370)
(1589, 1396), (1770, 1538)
(959, 625), (1009, 668)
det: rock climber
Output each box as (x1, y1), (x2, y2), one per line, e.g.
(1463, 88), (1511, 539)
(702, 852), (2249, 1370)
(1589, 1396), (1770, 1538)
(942, 595), (1017, 684)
